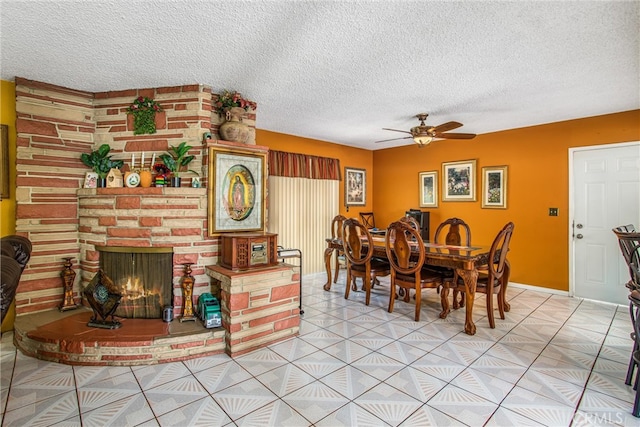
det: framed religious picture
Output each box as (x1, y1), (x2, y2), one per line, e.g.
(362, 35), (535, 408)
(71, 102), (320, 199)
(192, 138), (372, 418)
(482, 165), (508, 209)
(442, 159), (477, 202)
(0, 125), (9, 199)
(208, 146), (266, 235)
(344, 167), (366, 207)
(418, 171), (438, 208)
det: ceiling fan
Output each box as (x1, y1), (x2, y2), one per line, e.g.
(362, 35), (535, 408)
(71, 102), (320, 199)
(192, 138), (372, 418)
(375, 113), (476, 147)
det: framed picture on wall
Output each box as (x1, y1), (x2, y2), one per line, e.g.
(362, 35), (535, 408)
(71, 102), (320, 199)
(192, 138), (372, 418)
(418, 171), (438, 208)
(344, 167), (366, 207)
(1, 124), (9, 199)
(208, 146), (266, 235)
(442, 159), (477, 202)
(482, 165), (508, 209)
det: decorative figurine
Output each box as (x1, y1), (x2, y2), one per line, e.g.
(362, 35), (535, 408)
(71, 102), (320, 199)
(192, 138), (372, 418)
(83, 269), (122, 329)
(59, 257), (78, 311)
(180, 263), (196, 322)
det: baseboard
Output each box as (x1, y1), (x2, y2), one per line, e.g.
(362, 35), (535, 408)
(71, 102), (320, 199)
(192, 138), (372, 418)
(508, 282), (569, 296)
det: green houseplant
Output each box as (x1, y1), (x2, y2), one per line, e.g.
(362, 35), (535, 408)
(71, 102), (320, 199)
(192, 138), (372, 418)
(80, 144), (124, 186)
(159, 141), (197, 187)
(126, 96), (162, 135)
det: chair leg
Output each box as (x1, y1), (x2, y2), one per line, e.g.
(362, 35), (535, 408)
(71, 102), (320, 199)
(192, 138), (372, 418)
(627, 346), (637, 386)
(414, 285), (421, 322)
(486, 294), (496, 329)
(497, 288), (506, 320)
(388, 281), (396, 314)
(634, 364), (640, 417)
(344, 269), (351, 300)
(439, 283), (451, 319)
(333, 251), (339, 284)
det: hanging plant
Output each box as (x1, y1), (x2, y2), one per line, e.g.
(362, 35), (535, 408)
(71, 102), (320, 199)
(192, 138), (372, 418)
(126, 96), (162, 135)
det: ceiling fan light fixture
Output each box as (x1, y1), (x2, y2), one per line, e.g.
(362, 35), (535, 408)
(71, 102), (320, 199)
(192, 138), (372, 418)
(413, 135), (434, 146)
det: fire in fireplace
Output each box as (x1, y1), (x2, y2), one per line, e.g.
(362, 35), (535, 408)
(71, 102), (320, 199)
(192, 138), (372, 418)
(97, 246), (173, 319)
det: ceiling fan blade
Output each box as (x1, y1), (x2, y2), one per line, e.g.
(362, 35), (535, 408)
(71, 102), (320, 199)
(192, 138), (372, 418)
(382, 128), (412, 135)
(374, 136), (413, 143)
(435, 132), (476, 140)
(432, 121), (463, 133)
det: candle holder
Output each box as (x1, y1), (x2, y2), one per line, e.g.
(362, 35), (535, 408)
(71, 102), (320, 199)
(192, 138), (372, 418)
(59, 257), (78, 311)
(180, 263), (197, 322)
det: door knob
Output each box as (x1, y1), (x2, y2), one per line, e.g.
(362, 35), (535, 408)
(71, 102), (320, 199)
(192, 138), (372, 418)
(576, 234), (584, 239)
(576, 224), (583, 229)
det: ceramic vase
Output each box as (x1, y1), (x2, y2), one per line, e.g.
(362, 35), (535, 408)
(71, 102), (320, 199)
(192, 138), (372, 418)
(139, 170), (153, 188)
(219, 107), (250, 143)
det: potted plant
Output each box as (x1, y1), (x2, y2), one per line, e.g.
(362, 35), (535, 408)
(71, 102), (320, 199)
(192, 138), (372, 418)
(212, 90), (257, 143)
(159, 141), (197, 187)
(126, 96), (162, 135)
(80, 144), (124, 187)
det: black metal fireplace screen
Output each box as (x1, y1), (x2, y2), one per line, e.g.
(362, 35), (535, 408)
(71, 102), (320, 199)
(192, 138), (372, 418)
(97, 246), (173, 319)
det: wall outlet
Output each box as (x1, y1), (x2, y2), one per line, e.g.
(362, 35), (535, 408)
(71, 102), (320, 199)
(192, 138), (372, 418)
(549, 208), (559, 216)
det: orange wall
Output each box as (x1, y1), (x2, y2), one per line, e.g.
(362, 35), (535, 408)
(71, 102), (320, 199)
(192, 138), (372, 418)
(373, 110), (640, 291)
(256, 129), (374, 218)
(0, 80), (16, 237)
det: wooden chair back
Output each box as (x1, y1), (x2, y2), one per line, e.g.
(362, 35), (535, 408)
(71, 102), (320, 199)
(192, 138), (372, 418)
(487, 222), (515, 282)
(434, 217), (471, 246)
(385, 220), (425, 274)
(359, 212), (375, 229)
(342, 218), (374, 267)
(399, 215), (420, 232)
(331, 214), (347, 241)
(613, 225), (640, 290)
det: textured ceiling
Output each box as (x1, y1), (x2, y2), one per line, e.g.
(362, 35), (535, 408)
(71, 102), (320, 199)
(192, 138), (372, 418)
(1, 1), (638, 150)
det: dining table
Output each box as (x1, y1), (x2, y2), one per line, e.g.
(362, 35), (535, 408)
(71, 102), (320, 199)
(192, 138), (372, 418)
(323, 235), (510, 335)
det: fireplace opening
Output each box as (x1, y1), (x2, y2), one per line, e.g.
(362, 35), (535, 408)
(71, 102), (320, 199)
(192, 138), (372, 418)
(97, 246), (173, 319)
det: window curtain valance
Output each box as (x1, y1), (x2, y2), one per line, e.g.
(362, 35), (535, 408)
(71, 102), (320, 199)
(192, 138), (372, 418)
(268, 150), (341, 180)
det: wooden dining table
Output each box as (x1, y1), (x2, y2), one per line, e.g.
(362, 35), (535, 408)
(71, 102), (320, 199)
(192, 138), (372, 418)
(323, 235), (509, 335)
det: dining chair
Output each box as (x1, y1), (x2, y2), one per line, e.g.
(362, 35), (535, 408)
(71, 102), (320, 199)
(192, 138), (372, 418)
(330, 214), (348, 284)
(342, 218), (390, 306)
(431, 217), (472, 309)
(385, 220), (443, 321)
(612, 225), (640, 386)
(359, 212), (376, 230)
(451, 221), (514, 328)
(629, 289), (640, 417)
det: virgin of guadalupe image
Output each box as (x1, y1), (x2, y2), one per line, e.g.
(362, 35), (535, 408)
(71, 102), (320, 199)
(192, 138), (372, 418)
(224, 167), (255, 221)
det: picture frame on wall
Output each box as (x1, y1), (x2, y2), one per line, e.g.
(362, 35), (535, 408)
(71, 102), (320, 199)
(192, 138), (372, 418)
(418, 171), (438, 208)
(344, 166), (366, 207)
(482, 165), (508, 209)
(442, 159), (477, 202)
(208, 146), (266, 235)
(0, 124), (9, 199)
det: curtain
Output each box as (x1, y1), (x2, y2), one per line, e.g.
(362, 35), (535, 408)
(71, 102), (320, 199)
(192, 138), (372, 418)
(268, 150), (341, 180)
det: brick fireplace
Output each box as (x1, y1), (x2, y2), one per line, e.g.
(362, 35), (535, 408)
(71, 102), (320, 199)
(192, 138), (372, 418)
(12, 77), (256, 316)
(11, 78), (301, 365)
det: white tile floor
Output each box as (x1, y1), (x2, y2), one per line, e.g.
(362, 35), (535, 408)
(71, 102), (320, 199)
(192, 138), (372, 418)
(2, 271), (640, 426)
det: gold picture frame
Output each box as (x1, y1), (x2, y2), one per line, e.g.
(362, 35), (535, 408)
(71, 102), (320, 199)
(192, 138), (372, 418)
(481, 165), (508, 209)
(344, 166), (366, 207)
(418, 171), (438, 208)
(207, 146), (266, 235)
(442, 159), (477, 202)
(1, 125), (9, 199)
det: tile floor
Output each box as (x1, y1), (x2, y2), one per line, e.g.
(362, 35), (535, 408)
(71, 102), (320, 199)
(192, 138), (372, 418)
(2, 272), (640, 426)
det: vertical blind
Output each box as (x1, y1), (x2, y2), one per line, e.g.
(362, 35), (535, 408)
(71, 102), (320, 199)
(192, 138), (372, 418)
(267, 151), (340, 274)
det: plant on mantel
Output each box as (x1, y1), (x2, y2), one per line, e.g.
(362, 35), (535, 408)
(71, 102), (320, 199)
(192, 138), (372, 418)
(126, 96), (162, 135)
(212, 90), (257, 117)
(80, 144), (124, 179)
(159, 141), (197, 178)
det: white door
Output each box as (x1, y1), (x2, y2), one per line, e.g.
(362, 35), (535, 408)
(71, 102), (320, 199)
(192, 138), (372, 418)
(571, 142), (640, 305)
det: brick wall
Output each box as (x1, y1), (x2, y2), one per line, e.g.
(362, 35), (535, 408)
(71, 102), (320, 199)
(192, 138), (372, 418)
(14, 78), (258, 316)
